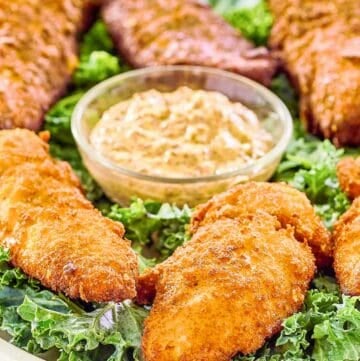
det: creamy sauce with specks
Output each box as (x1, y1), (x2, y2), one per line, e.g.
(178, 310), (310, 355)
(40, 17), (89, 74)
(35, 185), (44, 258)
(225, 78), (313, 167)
(90, 87), (273, 178)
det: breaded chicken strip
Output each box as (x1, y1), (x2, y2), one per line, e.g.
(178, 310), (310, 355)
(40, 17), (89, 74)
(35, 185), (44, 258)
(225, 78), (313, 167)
(333, 156), (360, 295)
(102, 0), (277, 85)
(139, 216), (315, 361)
(137, 183), (325, 361)
(337, 157), (360, 200)
(0, 0), (93, 130)
(192, 182), (332, 267)
(269, 0), (360, 146)
(0, 129), (138, 302)
(333, 198), (360, 296)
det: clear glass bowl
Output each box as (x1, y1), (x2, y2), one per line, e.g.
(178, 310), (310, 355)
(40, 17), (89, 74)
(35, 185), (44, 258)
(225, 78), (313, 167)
(72, 66), (293, 206)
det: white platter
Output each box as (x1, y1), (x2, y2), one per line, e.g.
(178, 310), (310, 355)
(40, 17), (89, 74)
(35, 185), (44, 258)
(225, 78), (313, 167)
(0, 339), (42, 361)
(0, 332), (56, 361)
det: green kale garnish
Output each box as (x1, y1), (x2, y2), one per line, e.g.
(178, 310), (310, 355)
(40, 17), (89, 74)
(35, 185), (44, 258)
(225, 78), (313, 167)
(209, 0), (272, 45)
(74, 20), (128, 88)
(106, 199), (191, 263)
(0, 248), (148, 361)
(274, 133), (350, 229)
(223, 1), (273, 46)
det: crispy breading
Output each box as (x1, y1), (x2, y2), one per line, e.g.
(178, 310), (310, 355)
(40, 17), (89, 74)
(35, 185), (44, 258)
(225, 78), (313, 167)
(337, 157), (360, 199)
(269, 0), (360, 146)
(191, 182), (332, 267)
(0, 129), (138, 302)
(102, 0), (277, 85)
(138, 215), (315, 361)
(333, 197), (360, 296)
(333, 157), (360, 295)
(0, 0), (93, 130)
(137, 182), (324, 360)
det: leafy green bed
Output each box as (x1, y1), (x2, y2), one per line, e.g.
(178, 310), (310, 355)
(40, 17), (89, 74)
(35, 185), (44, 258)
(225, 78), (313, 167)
(0, 1), (359, 360)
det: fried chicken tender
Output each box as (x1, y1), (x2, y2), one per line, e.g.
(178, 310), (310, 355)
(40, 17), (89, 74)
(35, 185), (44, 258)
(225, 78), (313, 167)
(0, 129), (138, 302)
(192, 182), (332, 267)
(137, 182), (326, 361)
(102, 0), (277, 85)
(0, 0), (93, 130)
(333, 157), (360, 295)
(337, 157), (360, 199)
(269, 0), (360, 146)
(333, 198), (360, 296)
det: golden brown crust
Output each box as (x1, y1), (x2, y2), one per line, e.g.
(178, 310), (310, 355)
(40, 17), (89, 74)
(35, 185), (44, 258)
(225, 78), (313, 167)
(102, 0), (277, 85)
(336, 157), (360, 199)
(333, 157), (360, 295)
(191, 182), (332, 267)
(137, 183), (323, 360)
(139, 215), (315, 361)
(333, 197), (360, 296)
(0, 129), (138, 302)
(0, 0), (93, 130)
(269, 0), (360, 146)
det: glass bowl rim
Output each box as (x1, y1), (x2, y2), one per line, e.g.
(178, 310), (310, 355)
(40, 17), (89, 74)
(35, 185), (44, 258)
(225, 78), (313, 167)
(71, 65), (293, 185)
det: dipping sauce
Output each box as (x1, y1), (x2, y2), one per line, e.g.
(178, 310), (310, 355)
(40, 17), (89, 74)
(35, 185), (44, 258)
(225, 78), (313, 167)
(90, 86), (273, 178)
